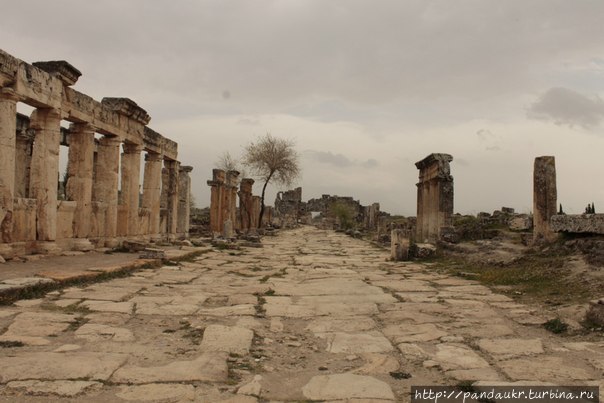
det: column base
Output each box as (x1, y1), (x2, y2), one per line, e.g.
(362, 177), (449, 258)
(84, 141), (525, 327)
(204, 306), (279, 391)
(72, 238), (94, 251)
(36, 241), (61, 255)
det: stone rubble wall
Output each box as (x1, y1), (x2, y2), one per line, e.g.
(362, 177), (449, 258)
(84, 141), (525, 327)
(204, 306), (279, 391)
(0, 49), (192, 259)
(550, 214), (604, 235)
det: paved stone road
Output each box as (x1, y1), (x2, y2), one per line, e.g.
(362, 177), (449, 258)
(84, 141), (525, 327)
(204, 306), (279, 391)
(0, 227), (602, 402)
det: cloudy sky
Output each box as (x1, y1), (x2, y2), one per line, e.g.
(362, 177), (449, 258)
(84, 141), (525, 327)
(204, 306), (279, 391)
(3, 1), (604, 215)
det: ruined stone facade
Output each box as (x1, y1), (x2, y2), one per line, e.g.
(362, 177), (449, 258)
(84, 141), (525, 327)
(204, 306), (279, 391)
(533, 156), (557, 243)
(274, 187), (307, 228)
(305, 194), (380, 230)
(0, 49), (191, 258)
(415, 153), (454, 243)
(550, 214), (604, 234)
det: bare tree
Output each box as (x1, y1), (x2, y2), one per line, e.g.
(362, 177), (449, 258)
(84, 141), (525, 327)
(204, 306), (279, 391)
(243, 133), (300, 227)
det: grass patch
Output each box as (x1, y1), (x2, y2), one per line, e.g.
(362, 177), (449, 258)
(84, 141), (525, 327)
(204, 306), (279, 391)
(543, 318), (568, 334)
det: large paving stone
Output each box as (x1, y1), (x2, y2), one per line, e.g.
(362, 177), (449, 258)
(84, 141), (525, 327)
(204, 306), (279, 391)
(200, 325), (254, 355)
(116, 383), (196, 401)
(75, 323), (135, 342)
(306, 317), (377, 333)
(6, 380), (102, 397)
(478, 338), (544, 359)
(383, 323), (447, 343)
(320, 332), (394, 354)
(273, 278), (384, 296)
(302, 373), (395, 401)
(111, 352), (228, 383)
(81, 300), (134, 314)
(434, 344), (490, 371)
(0, 352), (128, 382)
(498, 356), (597, 381)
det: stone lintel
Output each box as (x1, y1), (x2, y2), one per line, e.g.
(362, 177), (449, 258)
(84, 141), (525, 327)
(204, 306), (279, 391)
(32, 60), (82, 86)
(415, 153), (453, 170)
(550, 214), (604, 234)
(101, 97), (151, 125)
(207, 180), (223, 187)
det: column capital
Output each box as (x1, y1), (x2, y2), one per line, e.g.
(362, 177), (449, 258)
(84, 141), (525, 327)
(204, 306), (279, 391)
(99, 135), (121, 147)
(122, 142), (143, 154)
(179, 165), (193, 173)
(0, 87), (21, 102)
(145, 152), (163, 162)
(69, 122), (97, 134)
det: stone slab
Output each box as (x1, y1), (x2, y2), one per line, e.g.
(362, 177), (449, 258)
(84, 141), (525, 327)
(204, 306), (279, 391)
(6, 380), (102, 397)
(302, 373), (395, 401)
(200, 325), (254, 355)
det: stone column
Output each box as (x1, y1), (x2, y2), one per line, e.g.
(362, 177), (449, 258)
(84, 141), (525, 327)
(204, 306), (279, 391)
(533, 156), (557, 243)
(120, 142), (143, 236)
(142, 152), (163, 239)
(251, 195), (261, 231)
(239, 178), (254, 233)
(165, 159), (180, 240)
(0, 89), (19, 243)
(415, 153), (453, 243)
(226, 170), (240, 231)
(207, 169), (225, 235)
(177, 165), (193, 237)
(29, 107), (62, 243)
(66, 123), (95, 245)
(15, 114), (34, 199)
(94, 136), (121, 245)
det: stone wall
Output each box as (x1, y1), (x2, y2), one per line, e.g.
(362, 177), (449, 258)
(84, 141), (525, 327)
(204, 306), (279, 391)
(551, 214), (604, 234)
(274, 187), (305, 228)
(0, 49), (192, 259)
(305, 194), (379, 231)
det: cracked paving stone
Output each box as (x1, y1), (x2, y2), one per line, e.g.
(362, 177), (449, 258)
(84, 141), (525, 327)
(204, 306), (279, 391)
(302, 373), (395, 401)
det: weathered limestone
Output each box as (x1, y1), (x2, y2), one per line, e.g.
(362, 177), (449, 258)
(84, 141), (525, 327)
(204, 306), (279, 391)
(391, 228), (409, 261)
(226, 170), (239, 230)
(66, 123), (95, 245)
(239, 178), (255, 233)
(94, 136), (121, 244)
(586, 298), (604, 326)
(164, 160), (180, 241)
(0, 89), (19, 243)
(141, 152), (163, 239)
(120, 142), (143, 236)
(533, 156), (557, 243)
(207, 169), (225, 235)
(177, 165), (193, 237)
(0, 49), (190, 257)
(29, 108), (62, 242)
(415, 153), (454, 243)
(550, 214), (604, 234)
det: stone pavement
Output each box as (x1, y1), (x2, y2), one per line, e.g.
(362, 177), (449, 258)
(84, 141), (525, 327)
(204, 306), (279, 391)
(0, 226), (602, 402)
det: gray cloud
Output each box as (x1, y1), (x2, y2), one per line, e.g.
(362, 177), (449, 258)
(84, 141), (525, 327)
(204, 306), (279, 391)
(305, 150), (379, 169)
(528, 87), (604, 128)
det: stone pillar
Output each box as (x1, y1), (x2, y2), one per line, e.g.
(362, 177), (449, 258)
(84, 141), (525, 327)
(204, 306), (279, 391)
(239, 178), (255, 233)
(226, 170), (239, 231)
(165, 159), (180, 240)
(66, 123), (95, 245)
(177, 165), (193, 237)
(94, 136), (121, 245)
(0, 89), (19, 243)
(15, 114), (34, 199)
(391, 229), (410, 261)
(120, 142), (143, 237)
(142, 152), (163, 239)
(533, 156), (557, 243)
(207, 169), (225, 236)
(29, 108), (62, 243)
(251, 195), (261, 231)
(415, 153), (454, 243)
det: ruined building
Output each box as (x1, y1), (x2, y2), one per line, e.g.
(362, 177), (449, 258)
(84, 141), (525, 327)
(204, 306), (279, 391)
(0, 49), (191, 259)
(415, 153), (454, 243)
(306, 194), (380, 231)
(274, 187), (308, 228)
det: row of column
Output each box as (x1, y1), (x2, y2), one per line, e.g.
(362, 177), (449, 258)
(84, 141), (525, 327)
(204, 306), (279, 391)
(0, 94), (191, 251)
(208, 169), (263, 237)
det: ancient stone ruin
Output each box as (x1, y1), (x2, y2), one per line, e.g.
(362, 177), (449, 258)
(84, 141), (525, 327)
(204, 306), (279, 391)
(305, 194), (380, 231)
(415, 153), (454, 243)
(273, 187), (307, 228)
(0, 49), (191, 259)
(207, 170), (273, 237)
(532, 156), (557, 243)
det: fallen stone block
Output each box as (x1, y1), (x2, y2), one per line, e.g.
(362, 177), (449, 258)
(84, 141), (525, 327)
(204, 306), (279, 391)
(139, 248), (165, 259)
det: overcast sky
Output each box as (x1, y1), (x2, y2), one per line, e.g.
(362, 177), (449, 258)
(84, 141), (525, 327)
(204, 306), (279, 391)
(3, 1), (604, 215)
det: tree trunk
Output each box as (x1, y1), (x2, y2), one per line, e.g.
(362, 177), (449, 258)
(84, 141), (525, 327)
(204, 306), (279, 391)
(258, 172), (273, 228)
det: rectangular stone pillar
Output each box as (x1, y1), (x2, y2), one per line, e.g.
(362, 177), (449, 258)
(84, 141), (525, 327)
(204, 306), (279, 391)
(29, 107), (62, 242)
(66, 123), (95, 242)
(94, 136), (121, 245)
(227, 170), (239, 231)
(15, 113), (33, 200)
(142, 152), (163, 239)
(207, 169), (225, 236)
(415, 153), (454, 243)
(0, 89), (19, 243)
(391, 229), (410, 261)
(165, 159), (180, 240)
(239, 178), (254, 233)
(251, 195), (261, 231)
(177, 165), (193, 237)
(533, 156), (557, 243)
(120, 143), (143, 236)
